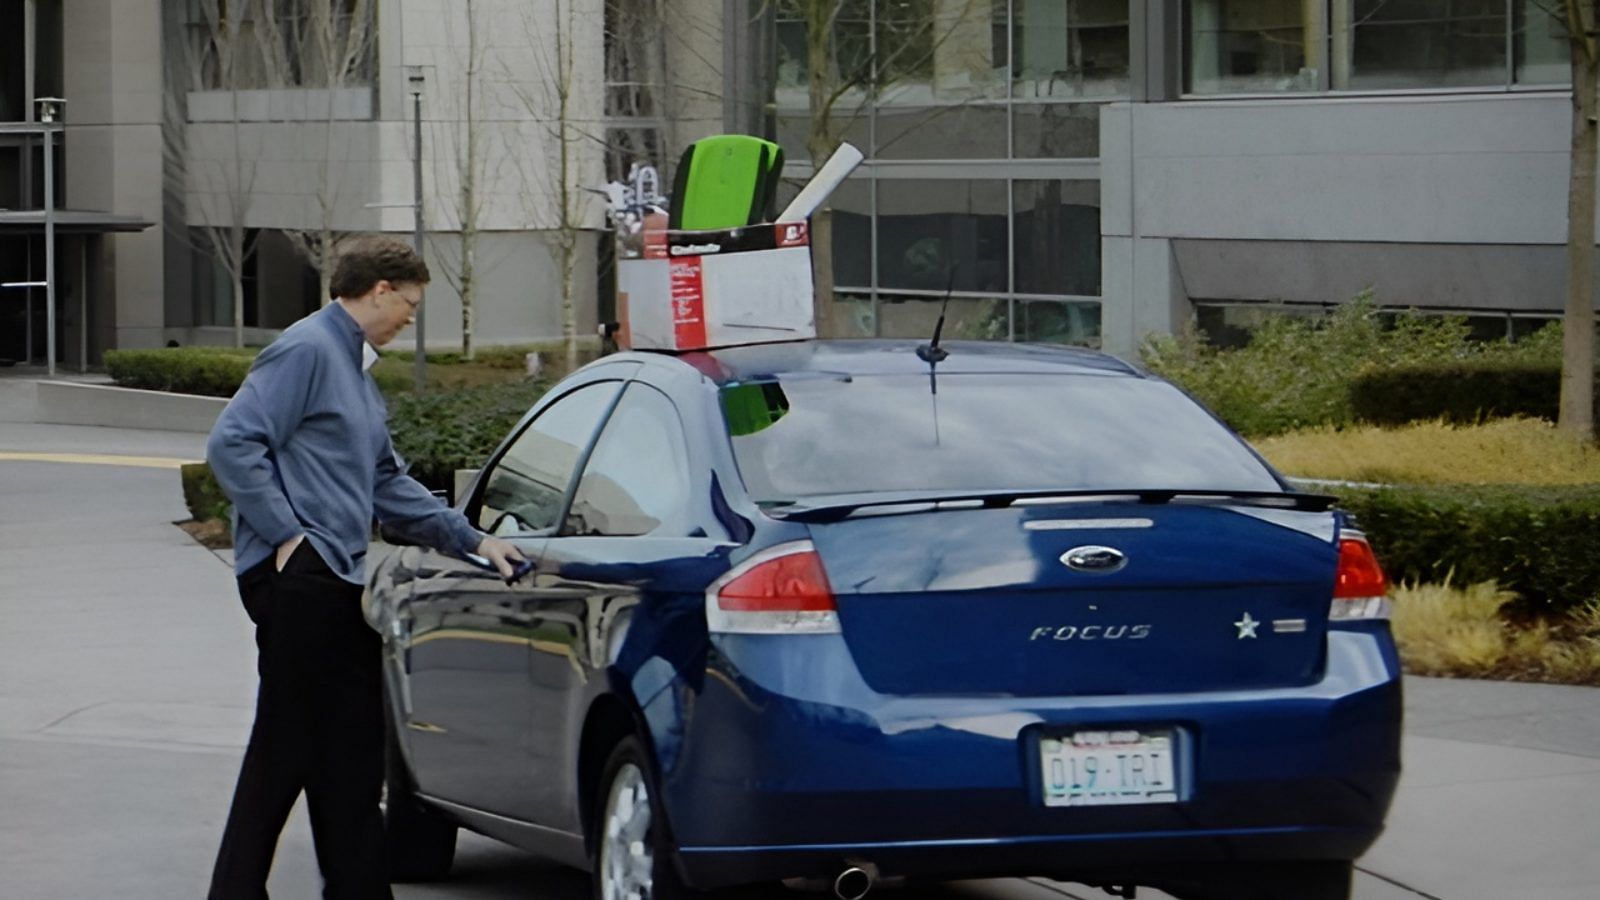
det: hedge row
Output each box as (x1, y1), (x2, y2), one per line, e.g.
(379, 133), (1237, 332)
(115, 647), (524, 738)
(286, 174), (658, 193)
(1336, 484), (1600, 614)
(1350, 362), (1600, 427)
(179, 380), (555, 528)
(107, 347), (416, 397)
(106, 348), (254, 398)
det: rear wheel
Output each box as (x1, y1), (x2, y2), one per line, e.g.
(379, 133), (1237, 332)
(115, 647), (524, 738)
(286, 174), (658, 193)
(592, 736), (694, 900)
(382, 696), (457, 882)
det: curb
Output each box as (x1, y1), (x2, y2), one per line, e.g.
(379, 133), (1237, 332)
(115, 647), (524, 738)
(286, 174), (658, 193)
(32, 381), (227, 434)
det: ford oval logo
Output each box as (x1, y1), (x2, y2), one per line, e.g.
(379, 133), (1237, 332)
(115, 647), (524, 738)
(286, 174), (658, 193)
(1061, 545), (1127, 574)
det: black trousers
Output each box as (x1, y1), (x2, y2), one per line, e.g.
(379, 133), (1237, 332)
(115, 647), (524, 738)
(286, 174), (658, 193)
(208, 541), (393, 900)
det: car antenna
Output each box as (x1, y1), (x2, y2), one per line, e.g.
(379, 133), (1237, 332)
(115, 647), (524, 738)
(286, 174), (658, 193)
(916, 263), (957, 365)
(918, 264), (957, 446)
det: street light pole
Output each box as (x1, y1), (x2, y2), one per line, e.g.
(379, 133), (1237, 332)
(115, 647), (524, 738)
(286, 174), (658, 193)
(37, 97), (64, 378)
(409, 67), (427, 394)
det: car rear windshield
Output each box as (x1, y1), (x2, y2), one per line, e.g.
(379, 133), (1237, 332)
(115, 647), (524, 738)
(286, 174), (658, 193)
(720, 373), (1282, 503)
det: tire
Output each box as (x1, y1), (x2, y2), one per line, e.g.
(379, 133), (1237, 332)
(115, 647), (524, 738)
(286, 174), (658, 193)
(591, 736), (695, 900)
(1172, 860), (1354, 900)
(382, 695), (457, 882)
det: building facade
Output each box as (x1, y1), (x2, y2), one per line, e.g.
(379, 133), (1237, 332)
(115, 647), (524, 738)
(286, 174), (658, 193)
(0, 1), (1589, 367)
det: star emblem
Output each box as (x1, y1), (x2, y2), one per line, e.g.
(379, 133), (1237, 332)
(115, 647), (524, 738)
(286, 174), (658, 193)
(1234, 612), (1260, 639)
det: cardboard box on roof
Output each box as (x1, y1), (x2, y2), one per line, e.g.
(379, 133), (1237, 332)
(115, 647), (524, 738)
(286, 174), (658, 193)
(606, 139), (862, 353)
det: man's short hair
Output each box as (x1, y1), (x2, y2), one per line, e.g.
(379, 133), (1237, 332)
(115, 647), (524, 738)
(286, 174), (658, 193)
(328, 235), (431, 300)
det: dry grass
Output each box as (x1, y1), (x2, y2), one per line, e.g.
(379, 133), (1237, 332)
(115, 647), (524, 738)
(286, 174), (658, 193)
(1392, 582), (1600, 685)
(1254, 417), (1600, 485)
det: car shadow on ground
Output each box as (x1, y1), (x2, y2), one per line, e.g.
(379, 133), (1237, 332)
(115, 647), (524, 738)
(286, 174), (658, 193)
(392, 834), (1104, 899)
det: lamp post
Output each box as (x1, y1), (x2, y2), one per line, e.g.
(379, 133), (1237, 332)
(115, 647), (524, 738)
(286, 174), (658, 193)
(407, 65), (427, 394)
(37, 97), (64, 377)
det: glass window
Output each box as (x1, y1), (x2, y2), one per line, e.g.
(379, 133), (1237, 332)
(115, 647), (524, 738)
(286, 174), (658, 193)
(873, 103), (1010, 160)
(1012, 0), (1131, 99)
(773, 0), (873, 164)
(1012, 102), (1101, 158)
(477, 381), (623, 535)
(567, 384), (690, 537)
(775, 105), (872, 166)
(1339, 0), (1507, 90)
(1186, 0), (1324, 94)
(1013, 180), (1101, 296)
(1514, 1), (1571, 85)
(876, 295), (1011, 341)
(830, 292), (879, 338)
(830, 176), (873, 290)
(1017, 298), (1101, 346)
(876, 179), (1009, 293)
(723, 373), (1283, 503)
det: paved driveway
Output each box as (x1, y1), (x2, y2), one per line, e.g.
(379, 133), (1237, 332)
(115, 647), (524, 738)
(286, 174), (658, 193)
(1, 416), (1596, 899)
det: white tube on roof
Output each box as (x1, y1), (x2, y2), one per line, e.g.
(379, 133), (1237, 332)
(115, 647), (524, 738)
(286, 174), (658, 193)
(776, 142), (865, 223)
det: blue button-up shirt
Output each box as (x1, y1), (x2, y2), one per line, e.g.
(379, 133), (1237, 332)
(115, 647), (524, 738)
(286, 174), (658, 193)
(207, 302), (481, 584)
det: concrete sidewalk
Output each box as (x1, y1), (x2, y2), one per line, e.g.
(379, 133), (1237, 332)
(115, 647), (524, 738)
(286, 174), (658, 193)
(2, 420), (1598, 899)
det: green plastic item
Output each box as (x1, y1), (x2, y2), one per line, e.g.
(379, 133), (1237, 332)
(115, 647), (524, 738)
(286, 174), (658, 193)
(669, 135), (785, 231)
(721, 382), (790, 437)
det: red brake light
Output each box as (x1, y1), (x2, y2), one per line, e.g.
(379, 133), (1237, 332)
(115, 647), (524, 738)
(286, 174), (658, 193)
(1330, 535), (1391, 621)
(707, 543), (840, 634)
(1334, 537), (1389, 599)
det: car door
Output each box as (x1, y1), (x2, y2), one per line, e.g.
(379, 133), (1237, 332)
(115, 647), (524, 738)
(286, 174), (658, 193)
(520, 378), (736, 836)
(399, 376), (627, 815)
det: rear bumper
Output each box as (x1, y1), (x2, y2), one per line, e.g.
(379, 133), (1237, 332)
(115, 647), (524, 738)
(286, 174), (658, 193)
(653, 625), (1402, 889)
(677, 825), (1382, 887)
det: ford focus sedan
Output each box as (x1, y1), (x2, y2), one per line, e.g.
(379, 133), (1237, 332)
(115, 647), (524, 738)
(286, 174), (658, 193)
(366, 339), (1400, 900)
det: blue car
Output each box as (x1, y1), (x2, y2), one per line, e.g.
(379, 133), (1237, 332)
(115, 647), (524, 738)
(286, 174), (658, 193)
(366, 339), (1401, 900)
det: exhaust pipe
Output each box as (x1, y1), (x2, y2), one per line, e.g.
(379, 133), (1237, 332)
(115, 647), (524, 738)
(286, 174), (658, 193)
(833, 865), (873, 900)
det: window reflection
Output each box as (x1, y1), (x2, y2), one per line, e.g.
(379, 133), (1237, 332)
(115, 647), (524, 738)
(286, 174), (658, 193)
(1186, 0), (1323, 94)
(876, 295), (1011, 342)
(874, 103), (1010, 160)
(876, 180), (1009, 293)
(567, 385), (689, 537)
(1012, 0), (1131, 99)
(1017, 299), (1101, 346)
(726, 374), (1282, 503)
(1339, 0), (1507, 90)
(1012, 102), (1101, 158)
(1513, 1), (1570, 85)
(1013, 180), (1100, 297)
(478, 382), (621, 535)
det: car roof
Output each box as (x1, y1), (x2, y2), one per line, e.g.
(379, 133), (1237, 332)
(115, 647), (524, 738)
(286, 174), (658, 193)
(611, 339), (1143, 386)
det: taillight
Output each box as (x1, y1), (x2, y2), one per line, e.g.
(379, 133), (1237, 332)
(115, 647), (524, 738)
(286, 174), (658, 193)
(1330, 533), (1391, 620)
(706, 541), (841, 634)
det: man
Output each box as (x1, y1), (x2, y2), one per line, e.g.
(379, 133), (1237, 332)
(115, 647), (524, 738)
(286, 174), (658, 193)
(205, 236), (525, 899)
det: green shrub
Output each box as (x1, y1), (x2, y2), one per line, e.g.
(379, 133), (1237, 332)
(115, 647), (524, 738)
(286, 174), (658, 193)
(1335, 484), (1600, 614)
(1140, 294), (1564, 437)
(180, 462), (231, 522)
(1350, 361), (1600, 427)
(387, 379), (554, 491)
(106, 348), (255, 397)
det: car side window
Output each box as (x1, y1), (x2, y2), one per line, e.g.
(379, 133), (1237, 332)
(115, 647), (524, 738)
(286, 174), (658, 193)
(564, 383), (691, 537)
(476, 381), (623, 536)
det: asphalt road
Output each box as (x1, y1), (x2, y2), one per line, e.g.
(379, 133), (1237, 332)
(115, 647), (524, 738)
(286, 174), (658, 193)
(2, 412), (1597, 899)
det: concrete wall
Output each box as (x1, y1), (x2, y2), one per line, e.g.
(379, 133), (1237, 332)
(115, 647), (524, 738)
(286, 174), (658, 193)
(1101, 91), (1577, 356)
(62, 0), (166, 351)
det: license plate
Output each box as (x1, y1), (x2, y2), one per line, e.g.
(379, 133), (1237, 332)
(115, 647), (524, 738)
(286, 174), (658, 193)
(1039, 729), (1179, 807)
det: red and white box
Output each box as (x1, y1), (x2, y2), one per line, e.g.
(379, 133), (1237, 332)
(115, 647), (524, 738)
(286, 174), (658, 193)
(616, 219), (816, 352)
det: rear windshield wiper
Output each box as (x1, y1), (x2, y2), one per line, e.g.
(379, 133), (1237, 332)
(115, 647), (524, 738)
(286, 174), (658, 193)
(765, 488), (1337, 523)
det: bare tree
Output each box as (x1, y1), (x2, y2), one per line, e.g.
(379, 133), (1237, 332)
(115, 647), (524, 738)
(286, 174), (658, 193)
(781, 0), (983, 335)
(259, 0), (377, 305)
(425, 0), (503, 361)
(1557, 0), (1599, 437)
(508, 0), (606, 373)
(167, 0), (284, 348)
